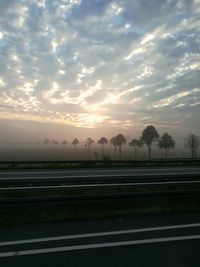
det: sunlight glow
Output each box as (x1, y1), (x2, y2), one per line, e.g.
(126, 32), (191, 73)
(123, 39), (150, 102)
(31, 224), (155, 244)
(0, 78), (5, 87)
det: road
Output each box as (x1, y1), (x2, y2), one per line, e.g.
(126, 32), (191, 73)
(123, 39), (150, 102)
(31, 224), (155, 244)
(1, 166), (200, 179)
(1, 212), (200, 266)
(0, 166), (200, 199)
(0, 166), (200, 190)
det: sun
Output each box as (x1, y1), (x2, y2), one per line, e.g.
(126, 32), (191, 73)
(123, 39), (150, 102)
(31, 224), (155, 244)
(75, 113), (109, 128)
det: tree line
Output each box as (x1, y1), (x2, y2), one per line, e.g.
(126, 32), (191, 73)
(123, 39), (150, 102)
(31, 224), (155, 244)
(41, 125), (200, 159)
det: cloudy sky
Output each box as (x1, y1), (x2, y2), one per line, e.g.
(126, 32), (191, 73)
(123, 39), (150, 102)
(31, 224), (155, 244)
(0, 0), (199, 142)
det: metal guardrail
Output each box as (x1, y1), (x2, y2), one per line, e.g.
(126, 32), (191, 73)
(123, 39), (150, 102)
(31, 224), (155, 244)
(0, 159), (200, 169)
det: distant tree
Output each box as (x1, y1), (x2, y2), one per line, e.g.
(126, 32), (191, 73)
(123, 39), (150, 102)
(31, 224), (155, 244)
(158, 132), (175, 158)
(129, 139), (143, 159)
(72, 138), (79, 147)
(97, 137), (108, 154)
(141, 125), (159, 160)
(44, 139), (50, 145)
(62, 140), (68, 147)
(110, 136), (117, 154)
(85, 137), (94, 152)
(52, 140), (59, 146)
(184, 134), (200, 158)
(115, 134), (127, 158)
(94, 151), (98, 160)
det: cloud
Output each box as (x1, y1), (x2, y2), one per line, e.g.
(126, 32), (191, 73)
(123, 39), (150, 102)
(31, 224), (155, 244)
(152, 88), (200, 108)
(0, 0), (199, 134)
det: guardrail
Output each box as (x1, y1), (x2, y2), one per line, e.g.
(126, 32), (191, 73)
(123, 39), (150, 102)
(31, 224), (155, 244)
(0, 159), (200, 169)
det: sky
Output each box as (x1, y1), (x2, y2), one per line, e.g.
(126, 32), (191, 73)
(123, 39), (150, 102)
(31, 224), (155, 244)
(0, 0), (199, 143)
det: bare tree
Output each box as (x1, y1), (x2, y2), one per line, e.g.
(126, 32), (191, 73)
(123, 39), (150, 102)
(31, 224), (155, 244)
(115, 134), (126, 158)
(43, 139), (50, 145)
(85, 137), (94, 152)
(158, 132), (175, 158)
(129, 139), (143, 159)
(184, 134), (200, 158)
(94, 151), (98, 160)
(72, 138), (79, 147)
(62, 140), (68, 147)
(141, 125), (159, 160)
(110, 136), (117, 154)
(97, 137), (108, 155)
(52, 140), (59, 146)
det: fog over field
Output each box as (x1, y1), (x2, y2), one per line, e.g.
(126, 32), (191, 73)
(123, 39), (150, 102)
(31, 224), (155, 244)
(0, 0), (199, 156)
(0, 146), (189, 161)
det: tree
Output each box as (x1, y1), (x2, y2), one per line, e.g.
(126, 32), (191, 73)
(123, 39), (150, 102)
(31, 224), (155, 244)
(97, 137), (108, 154)
(129, 139), (143, 159)
(110, 136), (117, 154)
(141, 125), (159, 160)
(72, 138), (79, 147)
(184, 134), (200, 158)
(43, 139), (50, 145)
(52, 140), (59, 146)
(158, 132), (175, 158)
(62, 140), (68, 147)
(115, 134), (126, 158)
(85, 137), (94, 152)
(94, 151), (98, 160)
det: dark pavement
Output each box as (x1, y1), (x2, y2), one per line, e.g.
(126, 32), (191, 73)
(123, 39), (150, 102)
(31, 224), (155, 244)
(1, 212), (200, 266)
(0, 167), (200, 179)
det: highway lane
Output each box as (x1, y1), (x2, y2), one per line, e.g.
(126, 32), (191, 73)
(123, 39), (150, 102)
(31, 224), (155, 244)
(1, 212), (200, 266)
(2, 180), (200, 191)
(0, 167), (200, 200)
(0, 167), (200, 179)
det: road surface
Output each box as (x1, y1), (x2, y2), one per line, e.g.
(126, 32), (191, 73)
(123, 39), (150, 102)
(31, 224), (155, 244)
(0, 166), (200, 196)
(0, 212), (200, 266)
(1, 166), (200, 179)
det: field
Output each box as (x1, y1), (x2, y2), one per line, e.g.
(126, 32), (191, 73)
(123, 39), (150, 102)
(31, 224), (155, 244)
(0, 145), (188, 162)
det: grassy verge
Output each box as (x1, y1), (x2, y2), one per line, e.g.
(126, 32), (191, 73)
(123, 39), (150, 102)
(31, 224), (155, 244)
(0, 194), (200, 226)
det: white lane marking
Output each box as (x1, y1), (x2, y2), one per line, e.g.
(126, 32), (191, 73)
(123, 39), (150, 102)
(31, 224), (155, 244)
(1, 223), (200, 246)
(0, 171), (200, 181)
(1, 235), (200, 257)
(0, 180), (200, 190)
(1, 167), (200, 175)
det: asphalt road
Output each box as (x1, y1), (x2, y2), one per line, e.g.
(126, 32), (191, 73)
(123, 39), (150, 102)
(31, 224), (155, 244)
(1, 166), (200, 179)
(0, 166), (200, 192)
(1, 212), (200, 266)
